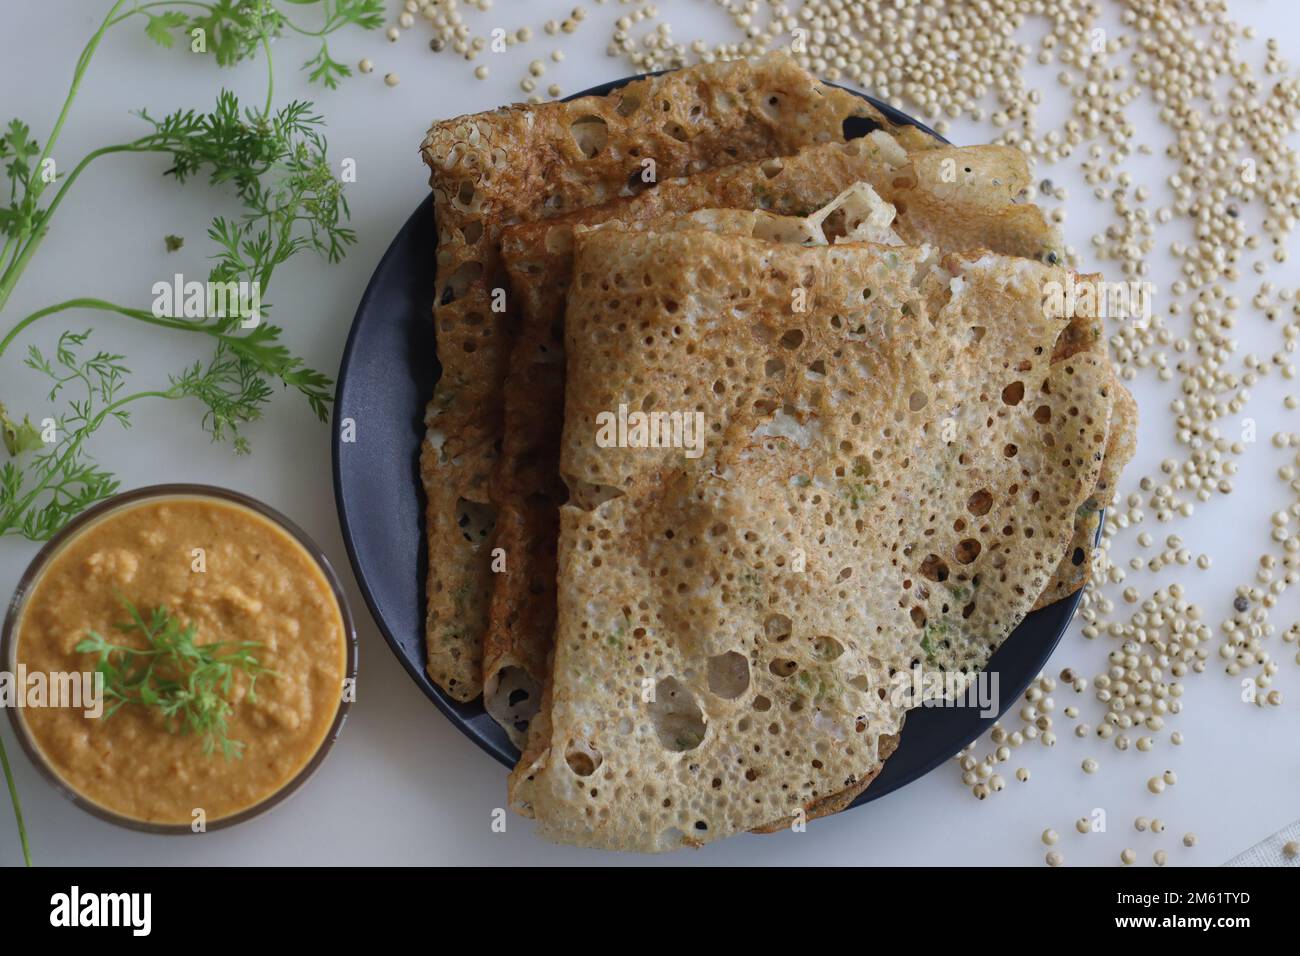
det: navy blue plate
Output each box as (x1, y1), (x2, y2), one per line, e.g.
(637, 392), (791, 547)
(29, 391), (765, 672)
(331, 74), (1084, 805)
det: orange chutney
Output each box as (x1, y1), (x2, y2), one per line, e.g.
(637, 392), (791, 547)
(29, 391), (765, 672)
(12, 495), (347, 825)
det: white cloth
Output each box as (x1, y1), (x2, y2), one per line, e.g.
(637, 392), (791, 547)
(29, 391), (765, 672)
(1225, 818), (1300, 866)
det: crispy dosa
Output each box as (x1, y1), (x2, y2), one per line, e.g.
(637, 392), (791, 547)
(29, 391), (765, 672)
(487, 141), (1079, 740)
(420, 53), (930, 700)
(515, 229), (1115, 849)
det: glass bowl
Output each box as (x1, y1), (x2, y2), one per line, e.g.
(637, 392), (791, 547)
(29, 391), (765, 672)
(0, 484), (358, 834)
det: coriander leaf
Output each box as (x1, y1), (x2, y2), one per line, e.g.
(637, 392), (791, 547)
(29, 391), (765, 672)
(1, 118), (41, 235)
(76, 596), (275, 759)
(1, 326), (285, 539)
(1, 119), (40, 188)
(211, 319), (334, 420)
(0, 331), (131, 539)
(304, 41), (351, 90)
(166, 346), (271, 454)
(290, 0), (386, 32)
(164, 233), (184, 252)
(143, 10), (189, 48)
(2, 9), (367, 546)
(137, 94), (357, 273)
(189, 0), (287, 68)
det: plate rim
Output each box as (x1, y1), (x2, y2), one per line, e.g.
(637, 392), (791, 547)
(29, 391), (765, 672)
(330, 192), (503, 757)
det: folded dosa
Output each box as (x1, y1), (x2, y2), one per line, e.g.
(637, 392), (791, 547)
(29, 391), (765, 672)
(487, 141), (1080, 740)
(485, 135), (926, 742)
(516, 229), (1116, 849)
(420, 53), (930, 700)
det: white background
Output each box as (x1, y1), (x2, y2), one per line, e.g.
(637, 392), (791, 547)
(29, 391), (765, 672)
(0, 0), (1297, 867)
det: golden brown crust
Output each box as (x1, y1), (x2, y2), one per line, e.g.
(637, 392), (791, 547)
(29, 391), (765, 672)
(419, 58), (1136, 848)
(1031, 282), (1137, 611)
(883, 145), (1063, 263)
(420, 438), (496, 701)
(488, 136), (918, 738)
(420, 53), (921, 701)
(521, 232), (1111, 850)
(488, 139), (1065, 732)
(749, 730), (903, 834)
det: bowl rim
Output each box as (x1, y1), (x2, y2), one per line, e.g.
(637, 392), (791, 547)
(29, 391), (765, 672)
(1, 483), (359, 835)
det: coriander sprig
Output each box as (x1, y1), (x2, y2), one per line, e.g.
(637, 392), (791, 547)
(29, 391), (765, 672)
(76, 596), (276, 760)
(0, 329), (274, 538)
(0, 0), (377, 327)
(124, 0), (385, 88)
(0, 91), (350, 436)
(0, 2), (373, 547)
(0, 297), (335, 426)
(1, 331), (134, 540)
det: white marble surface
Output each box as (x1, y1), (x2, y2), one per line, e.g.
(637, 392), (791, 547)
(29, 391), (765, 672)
(0, 0), (1297, 866)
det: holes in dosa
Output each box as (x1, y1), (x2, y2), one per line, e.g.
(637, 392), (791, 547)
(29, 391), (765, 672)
(455, 498), (496, 546)
(564, 739), (602, 777)
(648, 677), (706, 752)
(780, 328), (805, 349)
(1002, 381), (1025, 406)
(484, 665), (541, 739)
(441, 259), (484, 305)
(758, 93), (783, 122)
(763, 613), (793, 642)
(615, 92), (641, 117)
(955, 538), (982, 564)
(841, 114), (883, 140)
(626, 167), (650, 194)
(919, 553), (950, 582)
(707, 651), (750, 699)
(663, 121), (690, 142)
(454, 179), (476, 209)
(968, 489), (993, 515)
(569, 115), (609, 158)
(812, 635), (845, 661)
(769, 658), (798, 678)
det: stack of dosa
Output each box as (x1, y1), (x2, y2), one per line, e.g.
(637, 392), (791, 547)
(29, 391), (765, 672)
(417, 54), (1136, 850)
(419, 52), (932, 703)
